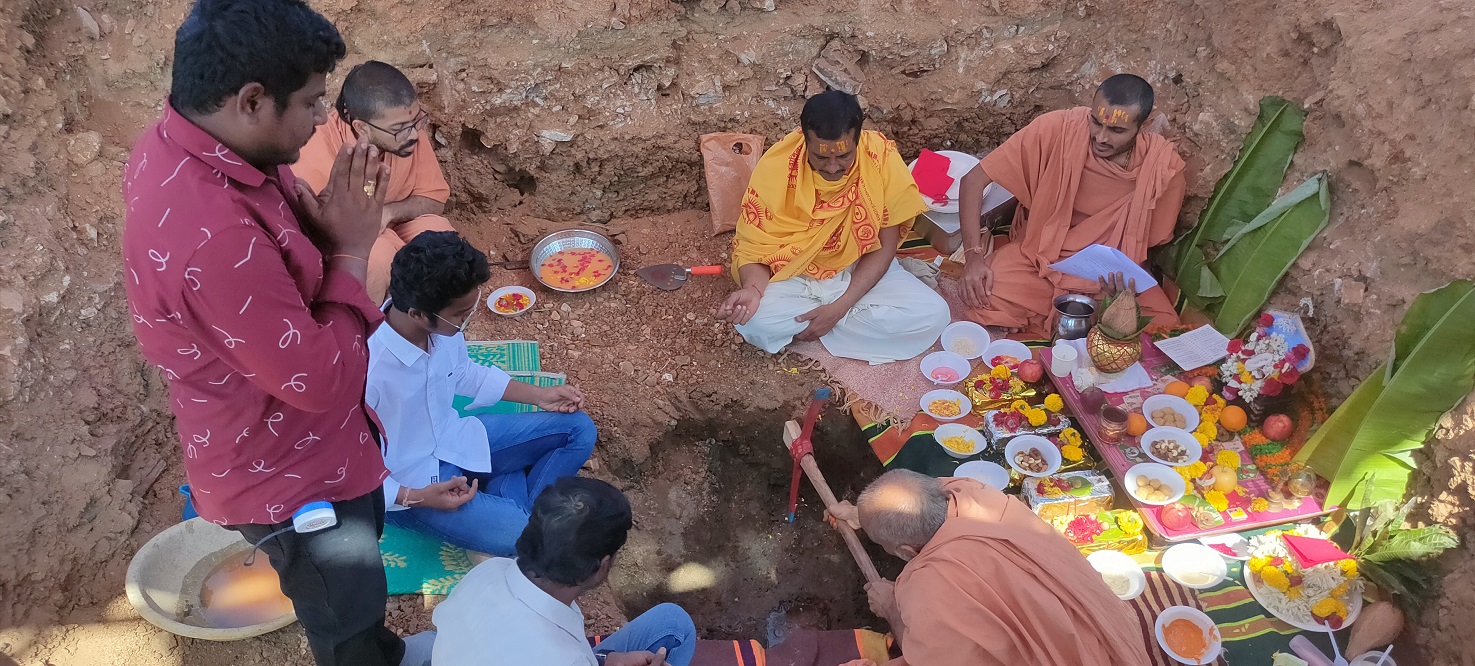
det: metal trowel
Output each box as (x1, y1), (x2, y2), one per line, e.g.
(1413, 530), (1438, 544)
(635, 264), (724, 290)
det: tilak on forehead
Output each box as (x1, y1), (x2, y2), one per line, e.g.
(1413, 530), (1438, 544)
(1096, 106), (1132, 124)
(809, 137), (853, 157)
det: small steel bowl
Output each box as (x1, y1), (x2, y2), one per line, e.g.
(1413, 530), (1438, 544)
(528, 229), (620, 293)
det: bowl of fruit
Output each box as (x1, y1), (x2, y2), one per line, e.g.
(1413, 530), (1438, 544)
(488, 286), (536, 316)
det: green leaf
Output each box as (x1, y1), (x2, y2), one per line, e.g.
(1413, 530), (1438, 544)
(1362, 526), (1459, 563)
(1170, 97), (1306, 279)
(1297, 281), (1475, 508)
(1207, 173), (1330, 335)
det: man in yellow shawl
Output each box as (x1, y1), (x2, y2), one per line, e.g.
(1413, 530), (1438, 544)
(955, 74), (1186, 339)
(718, 92), (949, 363)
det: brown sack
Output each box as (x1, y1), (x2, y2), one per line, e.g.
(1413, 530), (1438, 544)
(700, 132), (764, 235)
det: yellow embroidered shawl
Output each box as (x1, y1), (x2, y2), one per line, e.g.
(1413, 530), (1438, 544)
(732, 129), (927, 282)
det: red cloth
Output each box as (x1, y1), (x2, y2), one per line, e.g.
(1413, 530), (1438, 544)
(1282, 534), (1351, 568)
(912, 149), (954, 205)
(122, 102), (389, 525)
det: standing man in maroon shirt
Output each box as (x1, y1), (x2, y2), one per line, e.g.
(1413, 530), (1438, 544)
(121, 1), (460, 663)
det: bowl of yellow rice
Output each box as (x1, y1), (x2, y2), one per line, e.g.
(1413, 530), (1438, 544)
(933, 423), (986, 458)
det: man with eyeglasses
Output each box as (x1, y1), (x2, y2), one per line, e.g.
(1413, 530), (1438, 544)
(295, 60), (455, 304)
(366, 231), (596, 559)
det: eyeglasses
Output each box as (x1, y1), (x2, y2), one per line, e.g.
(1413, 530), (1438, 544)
(432, 289), (482, 333)
(360, 110), (430, 143)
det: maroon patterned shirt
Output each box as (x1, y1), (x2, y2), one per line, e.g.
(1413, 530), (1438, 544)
(122, 103), (388, 525)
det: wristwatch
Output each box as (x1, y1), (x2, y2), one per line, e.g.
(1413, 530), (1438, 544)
(594, 653), (607, 666)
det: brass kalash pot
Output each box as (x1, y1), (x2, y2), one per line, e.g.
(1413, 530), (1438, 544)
(1086, 290), (1150, 373)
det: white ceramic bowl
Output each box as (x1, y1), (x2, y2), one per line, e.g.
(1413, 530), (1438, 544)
(1154, 605), (1223, 665)
(920, 389), (971, 421)
(126, 518), (297, 641)
(1004, 434), (1061, 477)
(1350, 651), (1397, 666)
(1086, 550), (1147, 601)
(920, 351), (971, 386)
(487, 286), (537, 316)
(941, 321), (991, 359)
(1143, 394), (1201, 431)
(954, 461), (1011, 489)
(983, 339), (1033, 368)
(1140, 427), (1203, 467)
(1125, 462), (1187, 506)
(1162, 543), (1229, 590)
(933, 423), (987, 459)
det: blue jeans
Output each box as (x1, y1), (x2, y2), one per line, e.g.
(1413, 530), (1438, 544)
(594, 603), (697, 666)
(384, 411), (596, 556)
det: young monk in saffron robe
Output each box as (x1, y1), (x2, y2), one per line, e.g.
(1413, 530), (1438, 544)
(956, 74), (1186, 339)
(829, 471), (1151, 666)
(718, 91), (949, 363)
(294, 61), (453, 304)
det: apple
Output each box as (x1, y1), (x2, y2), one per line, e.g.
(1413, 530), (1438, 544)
(1018, 359), (1045, 383)
(1160, 502), (1196, 532)
(1189, 375), (1215, 392)
(1263, 414), (1293, 441)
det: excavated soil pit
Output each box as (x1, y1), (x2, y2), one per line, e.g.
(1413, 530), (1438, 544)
(5, 0), (1475, 663)
(611, 406), (902, 642)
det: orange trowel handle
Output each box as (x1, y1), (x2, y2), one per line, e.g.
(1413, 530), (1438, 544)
(690, 265), (725, 276)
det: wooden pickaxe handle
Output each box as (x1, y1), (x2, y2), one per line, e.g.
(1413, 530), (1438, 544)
(785, 421), (882, 584)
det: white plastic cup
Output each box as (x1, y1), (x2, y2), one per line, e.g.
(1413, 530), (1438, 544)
(1051, 343), (1078, 377)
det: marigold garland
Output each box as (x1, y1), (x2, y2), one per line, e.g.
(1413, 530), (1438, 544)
(1009, 399), (1029, 413)
(1026, 408), (1048, 427)
(1175, 461), (1207, 484)
(990, 364), (1011, 380)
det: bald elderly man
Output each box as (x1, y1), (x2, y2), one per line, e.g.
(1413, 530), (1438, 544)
(294, 60), (453, 303)
(829, 470), (1149, 666)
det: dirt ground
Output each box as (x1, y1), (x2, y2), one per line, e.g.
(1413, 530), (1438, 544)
(1, 0), (1473, 664)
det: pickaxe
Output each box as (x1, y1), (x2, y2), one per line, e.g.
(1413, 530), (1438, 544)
(783, 388), (881, 583)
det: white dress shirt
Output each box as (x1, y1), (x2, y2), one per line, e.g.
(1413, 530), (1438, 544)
(431, 557), (597, 666)
(366, 321), (511, 510)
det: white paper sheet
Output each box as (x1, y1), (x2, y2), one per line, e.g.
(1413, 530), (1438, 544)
(1153, 325), (1232, 371)
(1064, 338), (1152, 393)
(1048, 244), (1158, 292)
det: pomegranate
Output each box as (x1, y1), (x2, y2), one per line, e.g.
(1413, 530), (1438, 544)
(1080, 388), (1106, 413)
(1263, 414), (1293, 441)
(1018, 359), (1045, 383)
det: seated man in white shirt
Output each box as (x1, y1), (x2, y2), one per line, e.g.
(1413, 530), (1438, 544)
(433, 477), (697, 666)
(368, 231), (597, 557)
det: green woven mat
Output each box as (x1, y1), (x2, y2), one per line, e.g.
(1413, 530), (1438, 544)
(381, 339), (565, 595)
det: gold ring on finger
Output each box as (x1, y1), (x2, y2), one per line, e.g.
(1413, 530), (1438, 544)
(364, 181), (377, 197)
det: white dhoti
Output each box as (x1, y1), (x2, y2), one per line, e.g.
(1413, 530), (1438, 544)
(735, 259), (950, 364)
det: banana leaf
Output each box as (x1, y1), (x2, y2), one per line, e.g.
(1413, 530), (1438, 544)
(1296, 280), (1475, 508)
(1167, 96), (1306, 305)
(1207, 172), (1330, 335)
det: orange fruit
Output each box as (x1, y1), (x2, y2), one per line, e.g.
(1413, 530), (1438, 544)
(1220, 405), (1248, 432)
(1164, 381), (1191, 397)
(1127, 413), (1149, 437)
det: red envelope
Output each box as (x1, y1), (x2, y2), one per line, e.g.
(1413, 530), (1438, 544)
(1282, 534), (1351, 568)
(912, 149), (955, 205)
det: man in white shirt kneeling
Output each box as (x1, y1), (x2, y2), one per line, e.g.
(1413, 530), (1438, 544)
(433, 477), (697, 666)
(368, 231), (596, 558)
